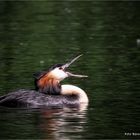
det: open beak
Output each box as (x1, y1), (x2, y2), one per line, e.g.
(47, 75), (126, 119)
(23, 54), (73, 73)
(61, 54), (88, 78)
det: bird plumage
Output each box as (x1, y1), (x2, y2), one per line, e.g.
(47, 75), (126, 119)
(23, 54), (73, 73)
(0, 89), (79, 108)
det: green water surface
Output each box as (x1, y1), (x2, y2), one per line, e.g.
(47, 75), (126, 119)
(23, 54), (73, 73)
(0, 1), (140, 139)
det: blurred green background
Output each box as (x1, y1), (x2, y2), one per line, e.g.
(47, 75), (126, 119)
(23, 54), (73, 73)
(0, 1), (140, 139)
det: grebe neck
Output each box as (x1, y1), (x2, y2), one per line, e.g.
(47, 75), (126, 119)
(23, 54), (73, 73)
(61, 85), (89, 103)
(36, 76), (61, 95)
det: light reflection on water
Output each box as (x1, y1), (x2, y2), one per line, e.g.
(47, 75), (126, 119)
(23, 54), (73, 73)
(39, 107), (88, 140)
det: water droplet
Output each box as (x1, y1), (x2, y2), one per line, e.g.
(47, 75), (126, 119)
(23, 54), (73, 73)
(19, 42), (24, 46)
(64, 8), (71, 13)
(136, 39), (140, 45)
(40, 60), (45, 64)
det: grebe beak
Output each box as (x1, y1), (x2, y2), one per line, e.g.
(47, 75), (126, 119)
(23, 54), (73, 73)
(61, 54), (88, 78)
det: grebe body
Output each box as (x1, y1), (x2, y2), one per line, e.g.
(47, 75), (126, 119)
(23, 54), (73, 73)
(0, 55), (88, 108)
(0, 88), (88, 108)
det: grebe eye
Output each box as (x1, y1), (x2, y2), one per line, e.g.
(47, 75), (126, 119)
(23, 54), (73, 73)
(59, 67), (63, 70)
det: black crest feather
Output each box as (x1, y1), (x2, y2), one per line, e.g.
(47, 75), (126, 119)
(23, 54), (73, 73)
(33, 63), (64, 94)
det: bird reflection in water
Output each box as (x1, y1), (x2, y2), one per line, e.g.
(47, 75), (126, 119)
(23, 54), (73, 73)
(39, 105), (88, 140)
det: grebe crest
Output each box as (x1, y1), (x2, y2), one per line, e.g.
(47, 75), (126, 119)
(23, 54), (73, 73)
(34, 64), (66, 95)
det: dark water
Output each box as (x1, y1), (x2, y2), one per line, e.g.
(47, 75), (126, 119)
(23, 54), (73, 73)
(0, 1), (140, 139)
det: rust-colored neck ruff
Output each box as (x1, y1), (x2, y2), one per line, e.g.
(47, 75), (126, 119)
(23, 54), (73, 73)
(36, 74), (61, 95)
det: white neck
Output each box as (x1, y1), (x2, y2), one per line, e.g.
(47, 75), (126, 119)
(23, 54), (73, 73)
(61, 85), (89, 103)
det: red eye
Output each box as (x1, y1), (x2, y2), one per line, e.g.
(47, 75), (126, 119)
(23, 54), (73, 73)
(59, 67), (63, 70)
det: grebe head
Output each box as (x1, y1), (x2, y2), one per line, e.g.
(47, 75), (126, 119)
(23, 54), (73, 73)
(34, 54), (88, 81)
(48, 54), (88, 81)
(34, 55), (88, 94)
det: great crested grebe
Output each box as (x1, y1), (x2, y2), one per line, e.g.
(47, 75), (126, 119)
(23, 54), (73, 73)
(0, 55), (88, 108)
